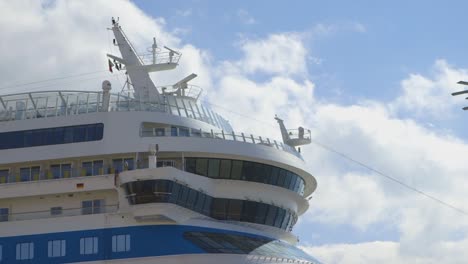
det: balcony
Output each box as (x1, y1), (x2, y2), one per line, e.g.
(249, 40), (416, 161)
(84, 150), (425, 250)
(0, 204), (118, 223)
(141, 126), (302, 159)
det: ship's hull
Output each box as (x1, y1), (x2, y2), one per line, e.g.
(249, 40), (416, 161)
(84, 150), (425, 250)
(0, 223), (317, 263)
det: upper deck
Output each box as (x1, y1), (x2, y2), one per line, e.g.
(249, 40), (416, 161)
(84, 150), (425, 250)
(0, 89), (232, 132)
(0, 90), (307, 159)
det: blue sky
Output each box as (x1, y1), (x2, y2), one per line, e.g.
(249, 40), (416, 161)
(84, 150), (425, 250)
(3, 0), (468, 262)
(133, 0), (468, 137)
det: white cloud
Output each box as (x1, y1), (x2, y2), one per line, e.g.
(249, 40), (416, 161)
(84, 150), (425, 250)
(302, 239), (468, 264)
(0, 0), (203, 94)
(312, 21), (367, 36)
(3, 1), (468, 263)
(176, 8), (192, 17)
(235, 33), (308, 76)
(391, 60), (468, 118)
(237, 9), (256, 25)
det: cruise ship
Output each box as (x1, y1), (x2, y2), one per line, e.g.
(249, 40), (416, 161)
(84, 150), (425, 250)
(0, 19), (320, 264)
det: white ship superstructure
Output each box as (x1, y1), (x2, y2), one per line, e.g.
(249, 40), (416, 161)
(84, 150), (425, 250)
(0, 19), (320, 264)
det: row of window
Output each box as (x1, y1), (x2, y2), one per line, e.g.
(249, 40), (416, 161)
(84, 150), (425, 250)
(0, 123), (103, 150)
(0, 235), (130, 261)
(185, 158), (305, 195)
(123, 180), (297, 230)
(0, 158), (134, 183)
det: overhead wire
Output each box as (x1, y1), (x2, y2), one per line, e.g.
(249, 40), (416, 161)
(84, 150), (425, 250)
(1, 68), (466, 217)
(0, 70), (109, 92)
(201, 100), (468, 217)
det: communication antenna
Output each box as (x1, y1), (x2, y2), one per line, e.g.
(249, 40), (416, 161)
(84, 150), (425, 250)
(152, 37), (158, 64)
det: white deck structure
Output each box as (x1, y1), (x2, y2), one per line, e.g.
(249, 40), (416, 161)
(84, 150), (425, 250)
(0, 19), (319, 264)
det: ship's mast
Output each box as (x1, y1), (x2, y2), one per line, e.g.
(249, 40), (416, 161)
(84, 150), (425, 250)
(107, 18), (181, 104)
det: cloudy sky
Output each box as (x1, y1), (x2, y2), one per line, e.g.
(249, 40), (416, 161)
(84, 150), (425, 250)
(2, 0), (468, 263)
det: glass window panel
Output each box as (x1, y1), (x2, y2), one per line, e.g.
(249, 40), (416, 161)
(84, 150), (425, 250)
(64, 127), (73, 143)
(270, 167), (279, 185)
(81, 200), (93, 215)
(95, 124), (104, 140)
(255, 203), (268, 224)
(277, 170), (286, 187)
(202, 196), (212, 216)
(20, 167), (31, 182)
(241, 201), (257, 222)
(0, 208), (9, 222)
(219, 160), (231, 179)
(231, 160), (243, 180)
(195, 158), (208, 176)
(187, 189), (198, 210)
(274, 208), (286, 228)
(211, 199), (227, 219)
(284, 171), (292, 189)
(207, 159), (220, 178)
(265, 206), (277, 226)
(241, 162), (255, 181)
(86, 124), (96, 141)
(73, 126), (86, 142)
(227, 200), (242, 220)
(179, 127), (190, 136)
(185, 158), (196, 173)
(171, 126), (178, 136)
(194, 193), (205, 213)
(82, 162), (93, 176)
(0, 169), (8, 184)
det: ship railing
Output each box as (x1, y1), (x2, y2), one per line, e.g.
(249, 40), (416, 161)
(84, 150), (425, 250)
(140, 127), (302, 159)
(0, 90), (232, 132)
(139, 51), (181, 65)
(246, 255), (314, 264)
(0, 205), (118, 222)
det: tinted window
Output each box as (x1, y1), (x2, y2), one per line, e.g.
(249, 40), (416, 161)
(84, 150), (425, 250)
(231, 160), (243, 180)
(184, 158), (305, 195)
(207, 159), (220, 178)
(123, 180), (297, 230)
(219, 160), (232, 179)
(0, 123), (104, 150)
(195, 159), (208, 176)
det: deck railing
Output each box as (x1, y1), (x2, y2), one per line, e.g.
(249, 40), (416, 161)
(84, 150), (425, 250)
(0, 90), (232, 131)
(0, 205), (118, 222)
(140, 126), (301, 158)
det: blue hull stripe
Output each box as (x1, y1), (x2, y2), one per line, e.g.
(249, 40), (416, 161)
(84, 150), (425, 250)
(0, 225), (265, 263)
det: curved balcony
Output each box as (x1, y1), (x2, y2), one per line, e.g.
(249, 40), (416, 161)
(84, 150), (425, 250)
(141, 126), (302, 159)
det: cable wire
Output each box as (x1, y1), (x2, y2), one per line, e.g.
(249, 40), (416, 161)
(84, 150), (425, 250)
(0, 70), (109, 91)
(310, 139), (468, 216)
(202, 100), (468, 216)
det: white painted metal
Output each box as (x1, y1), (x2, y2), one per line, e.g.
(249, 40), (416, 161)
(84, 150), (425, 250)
(0, 20), (320, 264)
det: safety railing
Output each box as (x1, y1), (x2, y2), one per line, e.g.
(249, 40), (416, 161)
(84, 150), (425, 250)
(0, 162), (180, 185)
(0, 205), (118, 222)
(0, 90), (232, 132)
(140, 127), (302, 159)
(139, 51), (181, 65)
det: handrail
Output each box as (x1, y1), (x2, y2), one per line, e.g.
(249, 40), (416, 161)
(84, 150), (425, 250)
(0, 204), (118, 222)
(140, 126), (302, 159)
(0, 90), (232, 132)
